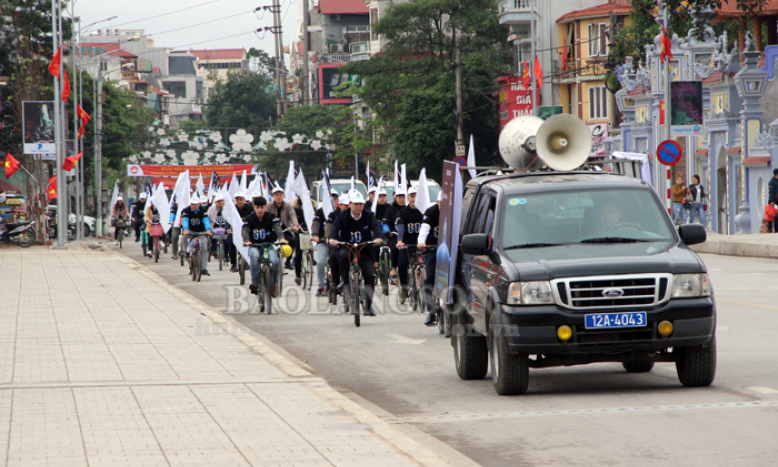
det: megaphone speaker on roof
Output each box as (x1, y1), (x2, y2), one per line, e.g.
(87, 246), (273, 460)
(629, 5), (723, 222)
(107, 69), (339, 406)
(499, 114), (591, 172)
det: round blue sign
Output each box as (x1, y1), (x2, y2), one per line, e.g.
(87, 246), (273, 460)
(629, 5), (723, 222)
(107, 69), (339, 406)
(452, 156), (467, 167)
(656, 140), (682, 166)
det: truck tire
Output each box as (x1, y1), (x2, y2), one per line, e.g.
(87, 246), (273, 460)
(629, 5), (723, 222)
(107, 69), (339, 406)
(452, 316), (488, 380)
(676, 336), (717, 387)
(489, 311), (528, 395)
(622, 361), (655, 373)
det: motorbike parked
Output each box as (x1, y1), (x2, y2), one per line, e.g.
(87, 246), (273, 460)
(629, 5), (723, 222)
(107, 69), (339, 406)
(0, 218), (35, 247)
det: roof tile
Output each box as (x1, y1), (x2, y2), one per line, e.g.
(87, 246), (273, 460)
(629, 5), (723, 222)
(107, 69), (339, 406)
(558, 0), (631, 23)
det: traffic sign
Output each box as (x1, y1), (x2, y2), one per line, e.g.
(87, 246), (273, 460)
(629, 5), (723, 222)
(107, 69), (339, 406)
(452, 156), (467, 166)
(656, 140), (682, 166)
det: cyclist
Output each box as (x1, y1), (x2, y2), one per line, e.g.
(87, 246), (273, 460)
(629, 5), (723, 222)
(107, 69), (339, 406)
(374, 188), (389, 220)
(382, 188), (406, 285)
(144, 199), (165, 257)
(182, 195), (212, 276)
(365, 186), (377, 212)
(311, 189), (339, 296)
(234, 192), (253, 220)
(131, 193), (147, 242)
(267, 185), (300, 272)
(169, 197), (180, 260)
(292, 196), (309, 285)
(327, 191), (349, 294)
(418, 192), (442, 325)
(242, 195), (287, 297)
(396, 186), (423, 304)
(208, 193), (238, 272)
(111, 196), (129, 245)
(328, 191), (385, 316)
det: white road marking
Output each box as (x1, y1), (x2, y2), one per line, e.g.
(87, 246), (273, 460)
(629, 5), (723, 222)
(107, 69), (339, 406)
(745, 386), (778, 394)
(386, 333), (426, 345)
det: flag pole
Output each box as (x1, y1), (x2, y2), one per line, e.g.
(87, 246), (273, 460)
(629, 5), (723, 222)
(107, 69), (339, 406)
(663, 1), (671, 213)
(53, 0), (66, 248)
(530, 0), (537, 116)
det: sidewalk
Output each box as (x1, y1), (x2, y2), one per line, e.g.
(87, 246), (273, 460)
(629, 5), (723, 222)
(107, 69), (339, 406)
(690, 231), (778, 259)
(0, 244), (466, 467)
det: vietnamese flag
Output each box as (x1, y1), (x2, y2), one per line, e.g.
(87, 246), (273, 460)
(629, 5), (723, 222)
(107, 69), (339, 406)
(534, 55), (543, 88)
(62, 151), (82, 172)
(561, 46), (569, 72)
(660, 99), (665, 125)
(48, 47), (62, 77)
(62, 69), (71, 102)
(661, 26), (673, 64)
(77, 104), (91, 139)
(4, 152), (21, 179)
(522, 59), (531, 89)
(47, 175), (57, 201)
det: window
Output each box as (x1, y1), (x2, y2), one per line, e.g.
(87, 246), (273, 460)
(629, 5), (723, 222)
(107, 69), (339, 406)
(589, 85), (608, 120)
(588, 23), (608, 57)
(370, 8), (379, 41)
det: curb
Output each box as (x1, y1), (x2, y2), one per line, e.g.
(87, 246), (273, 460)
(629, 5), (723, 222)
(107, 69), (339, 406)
(690, 235), (778, 260)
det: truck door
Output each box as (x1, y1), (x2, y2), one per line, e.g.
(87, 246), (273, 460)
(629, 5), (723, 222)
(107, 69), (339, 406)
(462, 189), (496, 333)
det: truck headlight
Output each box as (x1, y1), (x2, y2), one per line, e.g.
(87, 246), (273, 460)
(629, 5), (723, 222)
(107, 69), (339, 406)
(508, 281), (555, 305)
(671, 274), (712, 298)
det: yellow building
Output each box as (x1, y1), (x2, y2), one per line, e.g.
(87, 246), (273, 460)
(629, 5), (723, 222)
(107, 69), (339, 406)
(556, 0), (631, 153)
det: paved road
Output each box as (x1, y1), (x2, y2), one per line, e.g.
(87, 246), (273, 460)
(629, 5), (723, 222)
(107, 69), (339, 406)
(113, 240), (778, 467)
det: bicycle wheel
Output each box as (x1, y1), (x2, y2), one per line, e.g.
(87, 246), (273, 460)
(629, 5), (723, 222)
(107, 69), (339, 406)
(306, 252), (314, 291)
(118, 230), (123, 249)
(154, 238), (160, 263)
(141, 233), (148, 257)
(239, 257), (246, 285)
(191, 251), (198, 281)
(180, 250), (184, 266)
(380, 250), (390, 296)
(277, 257), (284, 296)
(264, 264), (273, 315)
(351, 269), (361, 327)
(218, 243), (224, 271)
(438, 307), (450, 337)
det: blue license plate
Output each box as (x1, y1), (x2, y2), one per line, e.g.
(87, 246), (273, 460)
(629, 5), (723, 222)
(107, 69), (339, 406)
(585, 312), (647, 330)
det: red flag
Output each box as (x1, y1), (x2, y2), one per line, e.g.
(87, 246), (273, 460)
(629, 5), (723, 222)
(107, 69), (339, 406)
(522, 59), (531, 89)
(533, 56), (543, 88)
(62, 151), (82, 172)
(48, 47), (62, 77)
(4, 153), (21, 179)
(78, 124), (86, 139)
(47, 175), (57, 201)
(661, 26), (673, 64)
(659, 99), (665, 125)
(77, 104), (91, 124)
(62, 69), (71, 102)
(561, 46), (568, 72)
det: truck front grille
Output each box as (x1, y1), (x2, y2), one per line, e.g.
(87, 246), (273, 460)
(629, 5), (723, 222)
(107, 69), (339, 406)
(552, 274), (671, 311)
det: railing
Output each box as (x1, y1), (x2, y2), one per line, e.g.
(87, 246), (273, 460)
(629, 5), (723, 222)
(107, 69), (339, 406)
(512, 0), (531, 10)
(320, 54), (352, 64)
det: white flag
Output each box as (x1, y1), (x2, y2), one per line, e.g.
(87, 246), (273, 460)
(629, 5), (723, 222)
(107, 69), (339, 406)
(228, 173), (239, 199)
(292, 169), (316, 233)
(222, 192), (249, 263)
(285, 161), (296, 199)
(320, 174), (335, 219)
(372, 176), (384, 214)
(108, 181), (120, 216)
(151, 182), (171, 233)
(467, 135), (477, 179)
(196, 174), (205, 198)
(400, 163), (408, 194)
(247, 174), (262, 197)
(173, 170), (190, 226)
(393, 160), (400, 196)
(350, 176), (356, 192)
(416, 169), (431, 214)
(366, 161), (372, 187)
(240, 170), (248, 193)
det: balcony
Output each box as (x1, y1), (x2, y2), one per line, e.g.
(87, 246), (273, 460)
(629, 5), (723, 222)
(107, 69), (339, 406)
(499, 0), (536, 25)
(320, 53), (351, 64)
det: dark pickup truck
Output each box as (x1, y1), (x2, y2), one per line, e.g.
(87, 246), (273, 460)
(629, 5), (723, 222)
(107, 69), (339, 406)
(449, 171), (716, 395)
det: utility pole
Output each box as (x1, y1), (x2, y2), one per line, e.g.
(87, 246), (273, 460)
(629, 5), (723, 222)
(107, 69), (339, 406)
(662, 1), (671, 212)
(95, 65), (104, 237)
(301, 0), (309, 106)
(72, 15), (82, 240)
(272, 0), (282, 117)
(52, 0), (66, 248)
(454, 35), (465, 157)
(530, 0), (537, 115)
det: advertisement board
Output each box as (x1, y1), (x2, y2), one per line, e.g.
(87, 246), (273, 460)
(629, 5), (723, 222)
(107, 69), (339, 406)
(126, 164), (257, 178)
(495, 76), (533, 133)
(435, 161), (463, 305)
(670, 81), (704, 136)
(23, 101), (56, 154)
(588, 122), (609, 157)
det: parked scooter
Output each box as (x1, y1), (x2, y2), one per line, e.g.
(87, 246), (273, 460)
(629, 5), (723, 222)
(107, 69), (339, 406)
(0, 218), (35, 247)
(46, 212), (76, 241)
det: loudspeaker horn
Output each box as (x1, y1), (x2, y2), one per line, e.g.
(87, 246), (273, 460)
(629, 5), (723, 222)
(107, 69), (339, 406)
(535, 114), (591, 171)
(498, 115), (545, 171)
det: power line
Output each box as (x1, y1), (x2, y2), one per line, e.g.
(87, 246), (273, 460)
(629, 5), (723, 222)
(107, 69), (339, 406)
(113, 0), (227, 27)
(151, 10), (255, 37)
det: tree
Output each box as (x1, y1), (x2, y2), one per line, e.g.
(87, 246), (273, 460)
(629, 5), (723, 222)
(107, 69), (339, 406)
(342, 0), (511, 180)
(204, 71), (276, 129)
(247, 47), (280, 76)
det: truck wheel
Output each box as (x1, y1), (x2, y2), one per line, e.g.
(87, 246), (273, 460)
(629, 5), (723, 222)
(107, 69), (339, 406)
(622, 361), (655, 373)
(676, 337), (717, 387)
(452, 316), (488, 380)
(489, 311), (528, 395)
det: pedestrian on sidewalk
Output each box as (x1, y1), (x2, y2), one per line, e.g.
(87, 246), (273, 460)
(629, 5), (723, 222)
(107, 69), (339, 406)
(688, 175), (707, 225)
(671, 175), (688, 225)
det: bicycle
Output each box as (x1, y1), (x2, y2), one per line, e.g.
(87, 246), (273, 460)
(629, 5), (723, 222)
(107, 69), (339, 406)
(115, 218), (127, 249)
(178, 232), (187, 267)
(247, 242), (283, 314)
(212, 223), (229, 271)
(336, 240), (377, 327)
(378, 245), (391, 296)
(140, 229), (149, 258)
(187, 233), (209, 282)
(326, 261), (338, 305)
(298, 232), (314, 291)
(148, 220), (165, 263)
(401, 244), (422, 312)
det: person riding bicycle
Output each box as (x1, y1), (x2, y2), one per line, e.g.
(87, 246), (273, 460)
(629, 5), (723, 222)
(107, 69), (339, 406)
(169, 197), (180, 259)
(418, 192), (442, 325)
(382, 188), (406, 285)
(365, 186), (377, 212)
(396, 186), (424, 304)
(208, 193), (238, 272)
(292, 196), (310, 286)
(328, 190), (385, 316)
(234, 192), (253, 221)
(267, 185), (300, 272)
(131, 193), (147, 242)
(311, 189), (339, 296)
(111, 196), (129, 245)
(182, 195), (212, 276)
(326, 192), (349, 296)
(242, 195), (287, 298)
(373, 188), (389, 220)
(144, 200), (165, 257)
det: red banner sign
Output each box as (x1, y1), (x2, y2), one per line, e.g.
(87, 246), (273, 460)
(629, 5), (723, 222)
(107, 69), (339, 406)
(126, 164), (256, 178)
(495, 76), (535, 133)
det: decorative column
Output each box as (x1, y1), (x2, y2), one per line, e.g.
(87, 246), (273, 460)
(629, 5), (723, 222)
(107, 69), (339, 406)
(733, 33), (768, 234)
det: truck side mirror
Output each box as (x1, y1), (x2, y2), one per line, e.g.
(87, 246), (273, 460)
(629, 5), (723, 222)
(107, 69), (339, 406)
(678, 224), (706, 246)
(461, 233), (490, 255)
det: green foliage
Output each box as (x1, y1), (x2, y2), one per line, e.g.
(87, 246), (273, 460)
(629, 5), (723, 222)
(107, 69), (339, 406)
(204, 71), (276, 129)
(342, 0), (511, 180)
(247, 47), (280, 77)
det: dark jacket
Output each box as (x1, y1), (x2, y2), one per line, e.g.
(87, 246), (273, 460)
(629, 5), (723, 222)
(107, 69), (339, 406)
(769, 177), (778, 205)
(382, 201), (404, 233)
(241, 211), (284, 244)
(328, 209), (385, 246)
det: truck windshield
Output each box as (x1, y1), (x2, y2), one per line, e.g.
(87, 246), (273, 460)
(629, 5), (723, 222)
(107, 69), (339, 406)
(500, 189), (676, 248)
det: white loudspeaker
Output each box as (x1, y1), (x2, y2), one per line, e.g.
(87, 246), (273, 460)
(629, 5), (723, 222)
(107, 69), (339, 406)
(499, 114), (592, 172)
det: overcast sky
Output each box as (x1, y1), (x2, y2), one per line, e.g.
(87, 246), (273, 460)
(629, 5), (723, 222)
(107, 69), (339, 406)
(74, 0), (301, 60)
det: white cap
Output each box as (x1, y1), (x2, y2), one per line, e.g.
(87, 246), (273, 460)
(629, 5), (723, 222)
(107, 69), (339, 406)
(437, 191), (443, 202)
(408, 186), (418, 195)
(395, 188), (406, 196)
(200, 195), (209, 204)
(189, 196), (200, 204)
(117, 196), (123, 201)
(379, 189), (387, 196)
(349, 191), (366, 204)
(368, 186), (378, 194)
(214, 194), (225, 202)
(139, 192), (148, 199)
(251, 191), (261, 198)
(331, 188), (339, 195)
(271, 184), (284, 194)
(340, 192), (350, 205)
(234, 191), (246, 199)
